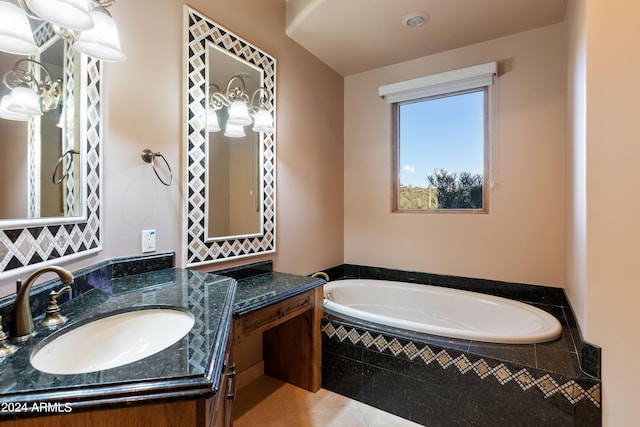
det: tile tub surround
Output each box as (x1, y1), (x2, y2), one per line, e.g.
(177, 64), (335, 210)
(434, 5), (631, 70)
(0, 255), (236, 419)
(323, 318), (600, 427)
(319, 265), (602, 426)
(321, 263), (601, 379)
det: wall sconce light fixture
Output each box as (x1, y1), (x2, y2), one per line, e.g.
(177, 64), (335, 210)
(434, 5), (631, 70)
(208, 75), (274, 137)
(0, 58), (62, 120)
(0, 0), (124, 62)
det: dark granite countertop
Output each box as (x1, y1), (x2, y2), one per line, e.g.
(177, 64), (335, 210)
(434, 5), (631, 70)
(0, 268), (236, 418)
(0, 255), (325, 420)
(231, 271), (325, 317)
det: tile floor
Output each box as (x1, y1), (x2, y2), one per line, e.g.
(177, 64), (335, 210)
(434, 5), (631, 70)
(234, 375), (424, 427)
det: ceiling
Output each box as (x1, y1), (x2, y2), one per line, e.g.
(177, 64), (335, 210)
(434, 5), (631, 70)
(286, 0), (568, 76)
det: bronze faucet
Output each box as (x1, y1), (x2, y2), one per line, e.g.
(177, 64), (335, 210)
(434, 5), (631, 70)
(10, 266), (74, 341)
(311, 271), (329, 282)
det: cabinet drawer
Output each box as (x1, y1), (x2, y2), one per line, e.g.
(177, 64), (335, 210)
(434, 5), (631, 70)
(234, 291), (312, 343)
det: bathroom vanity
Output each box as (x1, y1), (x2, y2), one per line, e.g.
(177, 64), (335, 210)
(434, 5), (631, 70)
(231, 268), (324, 393)
(0, 255), (324, 426)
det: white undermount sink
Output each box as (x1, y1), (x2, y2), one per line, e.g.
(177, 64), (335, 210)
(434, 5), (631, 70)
(30, 308), (195, 375)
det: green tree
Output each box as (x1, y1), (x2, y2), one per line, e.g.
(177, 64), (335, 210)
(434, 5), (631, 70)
(426, 169), (483, 209)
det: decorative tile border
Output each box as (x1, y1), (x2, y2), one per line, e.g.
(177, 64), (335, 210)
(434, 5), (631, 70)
(0, 26), (102, 277)
(183, 6), (276, 267)
(323, 321), (601, 408)
(62, 39), (79, 217)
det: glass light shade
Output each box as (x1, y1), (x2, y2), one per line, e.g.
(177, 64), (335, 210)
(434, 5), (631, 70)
(0, 2), (38, 55)
(74, 8), (125, 62)
(26, 0), (93, 31)
(7, 86), (42, 116)
(56, 110), (64, 128)
(227, 100), (252, 126)
(252, 109), (274, 132)
(0, 95), (30, 121)
(224, 123), (245, 138)
(207, 108), (221, 132)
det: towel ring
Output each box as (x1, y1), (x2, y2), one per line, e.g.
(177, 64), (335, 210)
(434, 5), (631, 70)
(52, 149), (80, 184)
(141, 149), (173, 186)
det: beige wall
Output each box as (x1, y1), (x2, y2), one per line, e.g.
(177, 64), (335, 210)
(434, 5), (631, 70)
(564, 0), (588, 357)
(0, 0), (344, 295)
(344, 24), (566, 287)
(564, 0), (640, 425)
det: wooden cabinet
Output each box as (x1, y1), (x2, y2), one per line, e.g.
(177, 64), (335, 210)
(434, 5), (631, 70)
(0, 286), (324, 427)
(234, 287), (323, 393)
(0, 327), (236, 427)
(205, 323), (236, 427)
(234, 290), (312, 342)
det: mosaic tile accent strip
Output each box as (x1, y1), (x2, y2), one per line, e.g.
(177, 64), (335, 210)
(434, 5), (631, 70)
(323, 322), (601, 408)
(0, 42), (102, 276)
(187, 272), (208, 372)
(62, 41), (79, 216)
(183, 6), (276, 267)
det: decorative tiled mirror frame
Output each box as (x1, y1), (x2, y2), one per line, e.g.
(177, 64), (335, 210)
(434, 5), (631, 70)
(183, 6), (276, 267)
(0, 26), (102, 277)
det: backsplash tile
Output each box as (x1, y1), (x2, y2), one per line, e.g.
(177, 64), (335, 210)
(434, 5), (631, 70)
(581, 342), (601, 379)
(0, 252), (175, 332)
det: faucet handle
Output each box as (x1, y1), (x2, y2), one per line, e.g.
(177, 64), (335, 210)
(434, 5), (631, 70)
(39, 285), (72, 328)
(0, 316), (18, 358)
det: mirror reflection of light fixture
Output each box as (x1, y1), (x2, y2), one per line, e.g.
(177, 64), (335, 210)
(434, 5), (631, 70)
(0, 0), (124, 62)
(208, 75), (274, 137)
(224, 123), (246, 138)
(0, 93), (29, 120)
(207, 107), (220, 132)
(1, 58), (62, 120)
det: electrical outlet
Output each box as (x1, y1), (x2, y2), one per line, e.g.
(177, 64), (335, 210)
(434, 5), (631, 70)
(141, 229), (156, 253)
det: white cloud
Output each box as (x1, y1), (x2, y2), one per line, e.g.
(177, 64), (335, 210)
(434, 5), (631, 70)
(403, 164), (415, 173)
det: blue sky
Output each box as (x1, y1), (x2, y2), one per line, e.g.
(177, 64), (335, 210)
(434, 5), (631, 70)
(399, 90), (485, 187)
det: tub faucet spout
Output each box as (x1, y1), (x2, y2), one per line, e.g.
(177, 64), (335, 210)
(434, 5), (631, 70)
(311, 271), (329, 282)
(10, 266), (74, 341)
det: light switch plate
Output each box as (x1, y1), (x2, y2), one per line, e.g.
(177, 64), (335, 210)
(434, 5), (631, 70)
(141, 229), (156, 253)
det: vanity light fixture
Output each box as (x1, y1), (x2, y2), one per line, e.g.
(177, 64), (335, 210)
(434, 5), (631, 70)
(0, 0), (124, 62)
(1, 58), (62, 120)
(208, 75), (274, 137)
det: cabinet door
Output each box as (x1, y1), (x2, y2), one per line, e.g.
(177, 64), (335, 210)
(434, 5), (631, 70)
(210, 326), (235, 426)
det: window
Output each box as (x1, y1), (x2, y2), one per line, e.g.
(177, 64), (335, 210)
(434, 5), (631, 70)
(379, 62), (496, 213)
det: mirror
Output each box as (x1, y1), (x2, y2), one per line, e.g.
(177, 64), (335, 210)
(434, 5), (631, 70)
(207, 47), (262, 239)
(0, 29), (82, 220)
(184, 6), (276, 267)
(0, 22), (102, 277)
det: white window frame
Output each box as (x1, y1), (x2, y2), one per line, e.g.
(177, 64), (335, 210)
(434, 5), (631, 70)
(380, 62), (497, 213)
